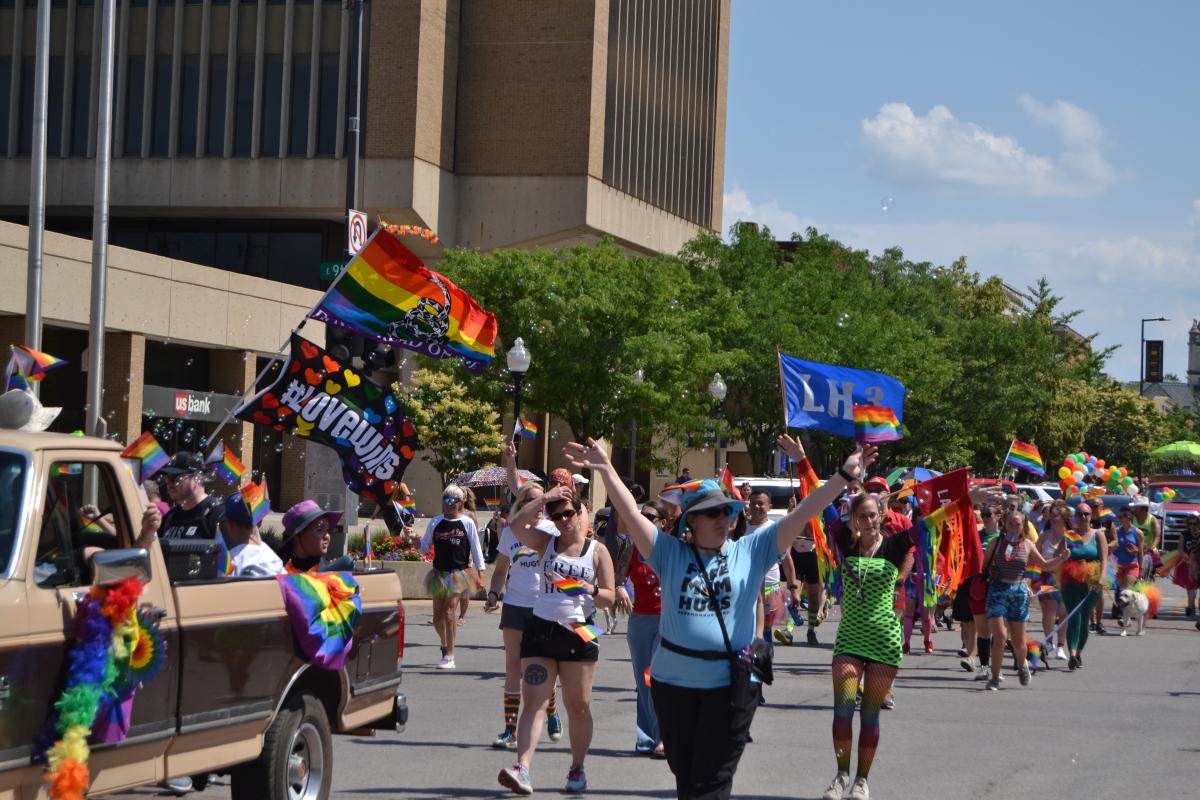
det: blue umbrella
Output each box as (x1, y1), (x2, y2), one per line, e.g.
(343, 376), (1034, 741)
(884, 466), (943, 486)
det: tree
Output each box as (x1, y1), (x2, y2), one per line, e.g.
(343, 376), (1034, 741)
(392, 369), (502, 485)
(1081, 381), (1167, 469)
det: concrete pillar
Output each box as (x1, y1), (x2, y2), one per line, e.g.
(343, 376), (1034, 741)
(208, 349), (255, 483)
(101, 332), (145, 444)
(0, 315), (25, 351)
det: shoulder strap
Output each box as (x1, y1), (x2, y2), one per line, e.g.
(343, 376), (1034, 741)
(689, 544), (736, 663)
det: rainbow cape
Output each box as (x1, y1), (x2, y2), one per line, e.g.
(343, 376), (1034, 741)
(852, 405), (903, 444)
(276, 572), (362, 670)
(548, 571), (589, 597)
(559, 620), (604, 643)
(514, 419), (538, 439)
(795, 458), (838, 589)
(1005, 440), (1045, 477)
(313, 228), (497, 371)
(241, 478), (271, 526)
(121, 432), (170, 480)
(205, 441), (246, 484)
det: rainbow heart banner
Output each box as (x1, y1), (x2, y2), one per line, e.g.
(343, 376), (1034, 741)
(276, 571), (362, 670)
(121, 432), (170, 480)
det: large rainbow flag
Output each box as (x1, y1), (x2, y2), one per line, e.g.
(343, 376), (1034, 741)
(852, 405), (903, 444)
(1005, 440), (1045, 477)
(313, 228), (497, 371)
(5, 344), (67, 390)
(121, 432), (170, 480)
(276, 572), (362, 670)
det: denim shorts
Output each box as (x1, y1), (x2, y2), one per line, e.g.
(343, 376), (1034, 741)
(985, 580), (1030, 622)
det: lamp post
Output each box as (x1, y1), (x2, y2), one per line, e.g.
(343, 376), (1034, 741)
(507, 338), (531, 453)
(629, 368), (644, 483)
(1139, 317), (1169, 397)
(708, 372), (727, 478)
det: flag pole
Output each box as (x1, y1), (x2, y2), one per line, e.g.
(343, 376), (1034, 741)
(776, 346), (796, 491)
(998, 439), (1015, 481)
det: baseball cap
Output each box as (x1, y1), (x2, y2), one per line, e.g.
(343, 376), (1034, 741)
(159, 451), (205, 475)
(572, 473), (590, 485)
(224, 491), (254, 524)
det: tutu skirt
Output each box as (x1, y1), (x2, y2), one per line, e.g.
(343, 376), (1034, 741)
(763, 583), (789, 628)
(425, 568), (471, 599)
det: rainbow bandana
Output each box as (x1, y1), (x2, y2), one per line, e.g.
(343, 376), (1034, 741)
(276, 572), (362, 670)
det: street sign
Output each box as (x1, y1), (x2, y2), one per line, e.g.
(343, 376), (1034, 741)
(1145, 340), (1164, 383)
(347, 208), (369, 254)
(320, 261), (346, 281)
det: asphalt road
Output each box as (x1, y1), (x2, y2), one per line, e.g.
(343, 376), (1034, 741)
(113, 582), (1199, 800)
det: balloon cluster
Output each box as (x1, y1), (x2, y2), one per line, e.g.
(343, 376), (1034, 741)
(1155, 487), (1177, 502)
(1056, 452), (1139, 498)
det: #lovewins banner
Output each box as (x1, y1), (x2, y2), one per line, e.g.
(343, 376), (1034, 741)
(777, 352), (906, 439)
(235, 334), (419, 501)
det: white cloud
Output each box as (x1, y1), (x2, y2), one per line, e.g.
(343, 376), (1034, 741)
(722, 187), (818, 239)
(861, 98), (1118, 197)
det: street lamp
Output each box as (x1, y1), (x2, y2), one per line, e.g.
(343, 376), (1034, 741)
(506, 338), (531, 453)
(1139, 317), (1169, 397)
(629, 369), (644, 483)
(708, 373), (727, 478)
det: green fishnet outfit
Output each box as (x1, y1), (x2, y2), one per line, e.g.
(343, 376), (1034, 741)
(833, 526), (916, 667)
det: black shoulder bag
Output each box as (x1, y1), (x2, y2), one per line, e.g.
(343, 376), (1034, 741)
(688, 545), (773, 712)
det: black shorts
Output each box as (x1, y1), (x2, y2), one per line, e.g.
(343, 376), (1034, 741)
(520, 614), (599, 663)
(499, 602), (533, 631)
(790, 549), (820, 585)
(951, 576), (983, 622)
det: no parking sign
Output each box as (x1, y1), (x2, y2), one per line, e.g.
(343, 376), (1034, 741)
(347, 209), (369, 255)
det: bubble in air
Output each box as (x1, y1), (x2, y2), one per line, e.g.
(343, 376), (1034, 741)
(1070, 753), (1078, 766)
(185, 358), (194, 367)
(880, 197), (894, 211)
(274, 443), (284, 453)
(837, 313), (851, 328)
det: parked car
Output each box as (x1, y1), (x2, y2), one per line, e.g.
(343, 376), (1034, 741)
(734, 476), (804, 522)
(1146, 474), (1200, 552)
(969, 478), (1018, 495)
(1016, 483), (1060, 503)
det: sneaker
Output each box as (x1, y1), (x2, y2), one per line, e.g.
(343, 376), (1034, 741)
(1185, 606), (1195, 617)
(493, 731), (517, 749)
(564, 765), (587, 792)
(807, 629), (819, 646)
(902, 642), (910, 654)
(1054, 646), (1068, 660)
(985, 676), (1002, 691)
(881, 692), (895, 710)
(160, 777), (193, 796)
(960, 655), (979, 672)
(1068, 654), (1079, 671)
(974, 664), (990, 681)
(956, 647), (969, 658)
(848, 776), (870, 800)
(821, 771), (851, 800)
(1018, 665), (1031, 686)
(436, 656), (456, 669)
(498, 764), (533, 795)
(774, 627), (793, 645)
(547, 712), (563, 742)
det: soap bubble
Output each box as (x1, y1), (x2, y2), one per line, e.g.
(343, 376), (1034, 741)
(274, 443), (284, 453)
(185, 358), (194, 367)
(837, 313), (851, 328)
(880, 197), (895, 211)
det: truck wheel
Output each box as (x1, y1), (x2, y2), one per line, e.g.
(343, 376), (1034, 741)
(231, 693), (333, 800)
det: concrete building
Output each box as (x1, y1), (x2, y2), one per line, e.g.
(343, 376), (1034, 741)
(1135, 317), (1200, 414)
(1, 0), (732, 513)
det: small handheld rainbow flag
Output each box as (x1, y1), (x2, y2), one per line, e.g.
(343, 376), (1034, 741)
(241, 478), (271, 526)
(514, 419), (538, 439)
(852, 405), (903, 444)
(547, 571), (590, 597)
(1095, 507), (1116, 526)
(720, 465), (742, 500)
(82, 515), (107, 534)
(1065, 529), (1084, 545)
(215, 531), (234, 576)
(483, 497), (501, 510)
(205, 441), (246, 484)
(362, 525), (375, 561)
(5, 344), (67, 389)
(559, 620), (604, 642)
(121, 431), (170, 480)
(1005, 440), (1045, 477)
(399, 499), (416, 511)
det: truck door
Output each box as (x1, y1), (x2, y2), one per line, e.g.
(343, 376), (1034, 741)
(21, 454), (178, 793)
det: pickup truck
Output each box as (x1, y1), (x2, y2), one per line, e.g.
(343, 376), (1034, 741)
(1147, 474), (1200, 552)
(0, 429), (407, 800)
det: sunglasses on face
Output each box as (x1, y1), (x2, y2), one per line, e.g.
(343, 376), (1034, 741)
(1077, 510), (1091, 516)
(443, 497), (460, 504)
(549, 508), (577, 522)
(641, 512), (659, 522)
(981, 510), (994, 517)
(694, 506), (731, 519)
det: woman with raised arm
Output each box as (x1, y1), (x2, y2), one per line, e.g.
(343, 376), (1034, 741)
(564, 435), (874, 800)
(496, 484), (614, 796)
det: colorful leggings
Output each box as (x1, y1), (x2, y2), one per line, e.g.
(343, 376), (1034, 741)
(1061, 583), (1100, 652)
(831, 654), (898, 780)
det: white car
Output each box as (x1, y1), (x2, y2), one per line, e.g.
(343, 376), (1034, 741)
(1016, 483), (1059, 503)
(734, 476), (809, 522)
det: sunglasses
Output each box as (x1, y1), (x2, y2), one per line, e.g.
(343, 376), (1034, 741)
(442, 497), (461, 504)
(693, 506), (731, 519)
(1077, 510), (1091, 516)
(981, 510), (994, 517)
(549, 508), (577, 522)
(641, 512), (659, 522)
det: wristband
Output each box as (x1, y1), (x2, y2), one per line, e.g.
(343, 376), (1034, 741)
(837, 467), (854, 483)
(787, 583), (799, 590)
(487, 590), (499, 599)
(590, 583), (599, 597)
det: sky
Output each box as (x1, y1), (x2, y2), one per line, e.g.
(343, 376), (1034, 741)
(721, 0), (1199, 385)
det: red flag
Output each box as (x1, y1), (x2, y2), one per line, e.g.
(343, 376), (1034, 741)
(720, 465), (742, 500)
(913, 468), (981, 575)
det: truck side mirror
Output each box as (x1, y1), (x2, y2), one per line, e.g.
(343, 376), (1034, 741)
(92, 548), (152, 585)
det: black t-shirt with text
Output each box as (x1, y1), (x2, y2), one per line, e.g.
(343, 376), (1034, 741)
(160, 495), (225, 540)
(431, 517), (472, 572)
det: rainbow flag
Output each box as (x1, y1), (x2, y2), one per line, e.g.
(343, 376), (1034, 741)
(6, 344), (67, 385)
(852, 405), (903, 444)
(547, 571), (589, 597)
(276, 572), (362, 670)
(720, 465), (742, 500)
(82, 516), (106, 534)
(1065, 529), (1084, 545)
(362, 526), (375, 561)
(514, 419), (538, 439)
(121, 432), (170, 480)
(399, 499), (416, 511)
(1096, 507), (1115, 525)
(559, 620), (604, 643)
(205, 441), (246, 484)
(241, 478), (271, 526)
(313, 228), (497, 371)
(1005, 440), (1045, 477)
(1024, 563), (1044, 582)
(215, 531), (234, 576)
(484, 497), (500, 510)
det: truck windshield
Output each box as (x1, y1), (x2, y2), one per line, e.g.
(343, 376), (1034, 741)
(0, 452), (26, 575)
(1160, 483), (1200, 504)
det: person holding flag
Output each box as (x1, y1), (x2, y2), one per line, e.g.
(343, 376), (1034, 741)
(222, 492), (285, 577)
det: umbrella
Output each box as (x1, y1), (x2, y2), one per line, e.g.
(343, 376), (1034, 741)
(1148, 441), (1200, 458)
(454, 466), (542, 488)
(884, 466), (943, 486)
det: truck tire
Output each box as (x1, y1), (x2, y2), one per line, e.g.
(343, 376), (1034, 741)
(230, 693), (333, 800)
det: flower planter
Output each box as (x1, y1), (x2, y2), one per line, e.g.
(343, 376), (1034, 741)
(356, 560), (489, 600)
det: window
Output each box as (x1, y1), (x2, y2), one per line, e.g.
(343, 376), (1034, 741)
(47, 55), (65, 156)
(124, 54), (146, 154)
(178, 54), (200, 155)
(34, 461), (126, 589)
(0, 57), (10, 154)
(315, 51), (338, 155)
(151, 53), (172, 155)
(232, 53), (254, 155)
(288, 59), (309, 155)
(70, 57), (91, 155)
(205, 57), (227, 155)
(260, 53), (282, 156)
(0, 451), (27, 577)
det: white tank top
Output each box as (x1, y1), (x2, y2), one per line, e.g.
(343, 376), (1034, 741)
(498, 520), (559, 608)
(533, 537), (597, 623)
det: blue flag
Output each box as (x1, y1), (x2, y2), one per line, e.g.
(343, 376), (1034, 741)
(777, 353), (906, 438)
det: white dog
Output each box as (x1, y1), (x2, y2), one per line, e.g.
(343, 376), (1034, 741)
(1115, 588), (1149, 636)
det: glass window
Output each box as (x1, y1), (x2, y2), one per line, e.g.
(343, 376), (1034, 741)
(70, 57), (90, 155)
(0, 57), (10, 154)
(214, 230), (248, 270)
(124, 54), (146, 154)
(47, 55), (64, 156)
(34, 461), (126, 589)
(151, 53), (172, 155)
(18, 55), (33, 154)
(232, 52), (253, 155)
(315, 51), (337, 155)
(0, 451), (27, 576)
(178, 53), (200, 155)
(205, 57), (227, 155)
(267, 231), (320, 288)
(260, 53), (282, 156)
(288, 59), (308, 155)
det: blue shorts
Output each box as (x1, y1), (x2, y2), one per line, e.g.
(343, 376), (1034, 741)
(985, 581), (1030, 622)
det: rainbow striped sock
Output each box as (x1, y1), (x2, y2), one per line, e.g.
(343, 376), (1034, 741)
(547, 690), (558, 719)
(503, 691), (520, 735)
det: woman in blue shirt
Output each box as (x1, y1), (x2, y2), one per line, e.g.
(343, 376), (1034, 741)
(565, 435), (874, 800)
